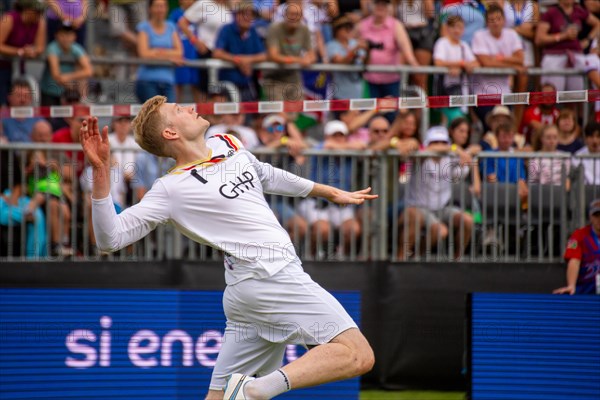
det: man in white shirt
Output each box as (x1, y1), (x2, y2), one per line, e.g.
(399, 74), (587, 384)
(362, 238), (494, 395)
(80, 95), (376, 400)
(471, 4), (525, 96)
(471, 3), (525, 129)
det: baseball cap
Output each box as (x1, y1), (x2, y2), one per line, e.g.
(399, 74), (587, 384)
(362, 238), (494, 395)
(324, 120), (349, 136)
(332, 15), (353, 33)
(262, 114), (286, 129)
(424, 126), (450, 146)
(590, 199), (600, 215)
(485, 105), (514, 126)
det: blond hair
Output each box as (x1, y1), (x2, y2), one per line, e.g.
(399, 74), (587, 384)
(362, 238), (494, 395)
(131, 95), (170, 157)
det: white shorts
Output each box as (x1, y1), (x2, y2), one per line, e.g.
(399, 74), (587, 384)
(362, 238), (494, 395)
(209, 262), (358, 390)
(540, 53), (600, 91)
(298, 198), (356, 227)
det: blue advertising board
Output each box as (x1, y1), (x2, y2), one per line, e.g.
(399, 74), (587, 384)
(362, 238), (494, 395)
(0, 288), (360, 399)
(469, 293), (600, 400)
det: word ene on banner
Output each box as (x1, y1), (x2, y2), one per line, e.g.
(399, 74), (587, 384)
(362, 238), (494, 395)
(64, 316), (308, 369)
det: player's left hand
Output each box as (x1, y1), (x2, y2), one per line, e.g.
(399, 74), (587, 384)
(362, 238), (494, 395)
(328, 187), (378, 205)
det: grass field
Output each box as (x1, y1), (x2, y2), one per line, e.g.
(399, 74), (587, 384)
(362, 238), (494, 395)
(361, 391), (465, 400)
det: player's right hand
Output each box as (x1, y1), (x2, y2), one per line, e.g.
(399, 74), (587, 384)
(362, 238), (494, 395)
(552, 286), (575, 295)
(80, 116), (111, 169)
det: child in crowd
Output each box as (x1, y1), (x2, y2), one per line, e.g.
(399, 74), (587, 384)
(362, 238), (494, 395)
(529, 124), (571, 188)
(25, 150), (72, 256)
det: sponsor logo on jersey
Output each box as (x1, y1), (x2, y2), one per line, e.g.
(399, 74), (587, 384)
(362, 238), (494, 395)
(219, 171), (255, 199)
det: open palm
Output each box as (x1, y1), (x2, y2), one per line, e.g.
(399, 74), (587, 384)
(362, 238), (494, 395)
(80, 117), (111, 168)
(329, 187), (378, 206)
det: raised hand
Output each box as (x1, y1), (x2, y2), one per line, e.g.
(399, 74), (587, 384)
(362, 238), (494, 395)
(80, 116), (111, 169)
(327, 187), (378, 206)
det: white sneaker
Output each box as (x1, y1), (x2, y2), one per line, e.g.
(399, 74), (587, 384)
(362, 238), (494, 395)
(223, 374), (255, 400)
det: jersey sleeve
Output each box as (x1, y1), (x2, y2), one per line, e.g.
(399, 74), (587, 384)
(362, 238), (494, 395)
(242, 149), (314, 197)
(91, 180), (171, 252)
(564, 229), (584, 261)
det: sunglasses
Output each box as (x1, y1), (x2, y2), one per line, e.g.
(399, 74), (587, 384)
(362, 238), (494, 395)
(372, 128), (389, 134)
(267, 124), (285, 134)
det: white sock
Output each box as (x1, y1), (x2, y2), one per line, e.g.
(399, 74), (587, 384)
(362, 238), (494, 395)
(244, 369), (291, 399)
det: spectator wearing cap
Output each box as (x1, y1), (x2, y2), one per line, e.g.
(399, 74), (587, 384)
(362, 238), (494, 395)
(472, 4), (525, 126)
(0, 0), (46, 105)
(255, 113), (309, 244)
(213, 1), (267, 102)
(136, 0), (183, 103)
(257, 114), (308, 164)
(358, 0), (419, 102)
(179, 0), (232, 101)
(40, 22), (93, 106)
(46, 0), (88, 46)
(554, 199), (600, 295)
(299, 120), (361, 258)
(481, 105), (526, 150)
(327, 14), (367, 101)
(1, 80), (44, 142)
(401, 126), (474, 260)
(572, 121), (600, 185)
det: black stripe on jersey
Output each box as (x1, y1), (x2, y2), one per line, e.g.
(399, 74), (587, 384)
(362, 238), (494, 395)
(190, 169), (207, 184)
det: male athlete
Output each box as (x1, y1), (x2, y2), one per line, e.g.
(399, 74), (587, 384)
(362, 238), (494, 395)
(80, 95), (376, 400)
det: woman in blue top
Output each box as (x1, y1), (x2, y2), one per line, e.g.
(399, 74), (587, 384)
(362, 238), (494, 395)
(135, 0), (183, 103)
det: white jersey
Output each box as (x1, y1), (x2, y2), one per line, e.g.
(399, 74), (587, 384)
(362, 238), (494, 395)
(92, 134), (314, 285)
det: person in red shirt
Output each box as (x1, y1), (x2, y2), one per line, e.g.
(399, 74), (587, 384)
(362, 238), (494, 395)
(519, 83), (561, 145)
(51, 115), (85, 175)
(51, 115), (86, 209)
(554, 199), (600, 295)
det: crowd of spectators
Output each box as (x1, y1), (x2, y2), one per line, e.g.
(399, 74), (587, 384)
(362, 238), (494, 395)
(1, 0), (600, 260)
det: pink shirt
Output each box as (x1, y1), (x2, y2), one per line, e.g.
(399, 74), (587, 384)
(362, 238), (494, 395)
(359, 16), (401, 84)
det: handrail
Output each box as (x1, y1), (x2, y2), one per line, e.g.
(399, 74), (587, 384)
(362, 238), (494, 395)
(1, 55), (588, 77)
(1, 143), (598, 160)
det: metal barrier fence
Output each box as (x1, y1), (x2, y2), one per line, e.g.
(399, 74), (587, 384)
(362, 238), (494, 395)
(1, 144), (598, 262)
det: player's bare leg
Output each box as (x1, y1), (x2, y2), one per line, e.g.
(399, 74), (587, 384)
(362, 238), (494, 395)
(243, 328), (374, 399)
